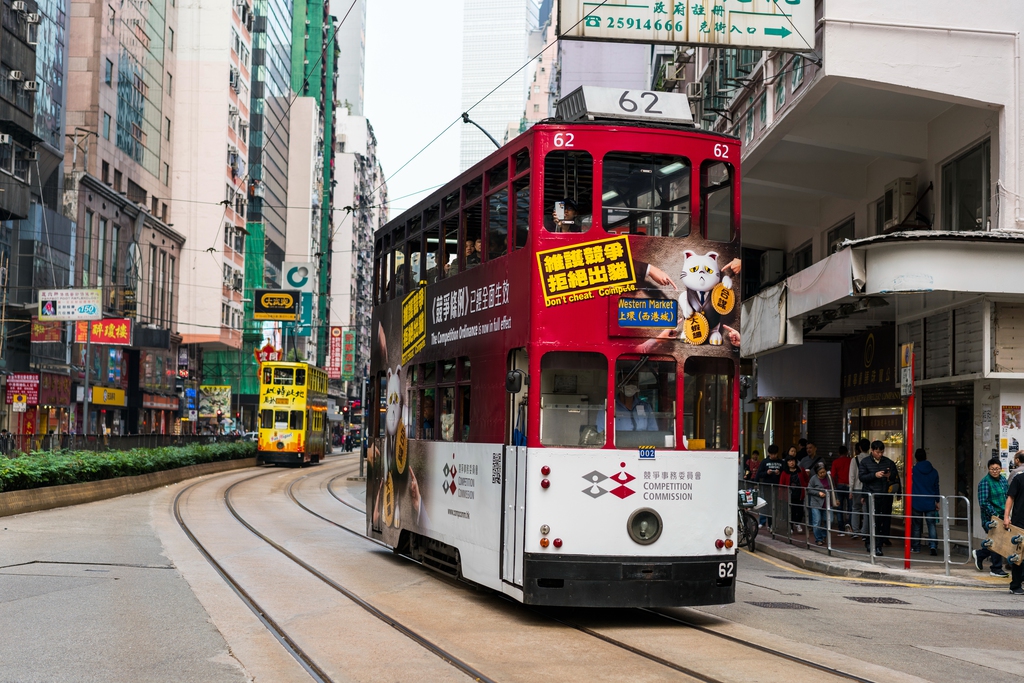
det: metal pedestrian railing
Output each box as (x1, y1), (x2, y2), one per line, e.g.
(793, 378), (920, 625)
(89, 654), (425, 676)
(741, 478), (973, 576)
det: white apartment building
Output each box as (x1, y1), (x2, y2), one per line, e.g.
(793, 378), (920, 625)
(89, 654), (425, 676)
(678, 0), (1024, 539)
(171, 0), (254, 348)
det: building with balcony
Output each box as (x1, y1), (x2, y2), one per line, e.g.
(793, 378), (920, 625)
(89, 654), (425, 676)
(665, 0), (1024, 538)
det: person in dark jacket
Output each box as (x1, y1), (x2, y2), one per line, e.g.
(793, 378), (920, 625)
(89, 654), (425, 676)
(780, 454), (809, 533)
(755, 444), (784, 527)
(910, 448), (940, 555)
(859, 440), (901, 555)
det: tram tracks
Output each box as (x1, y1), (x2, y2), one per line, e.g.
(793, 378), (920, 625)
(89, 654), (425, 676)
(299, 463), (888, 683)
(177, 456), (896, 683)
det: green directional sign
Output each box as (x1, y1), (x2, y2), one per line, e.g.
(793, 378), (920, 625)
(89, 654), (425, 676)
(559, 1), (814, 51)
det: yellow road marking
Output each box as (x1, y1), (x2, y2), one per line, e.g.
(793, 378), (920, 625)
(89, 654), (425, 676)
(740, 548), (1001, 591)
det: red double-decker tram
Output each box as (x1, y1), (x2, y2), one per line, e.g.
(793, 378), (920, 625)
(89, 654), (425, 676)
(368, 87), (741, 607)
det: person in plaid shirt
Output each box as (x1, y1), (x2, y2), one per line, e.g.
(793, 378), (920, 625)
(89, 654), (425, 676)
(975, 458), (1010, 578)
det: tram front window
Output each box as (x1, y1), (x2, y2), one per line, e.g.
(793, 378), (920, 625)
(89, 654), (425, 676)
(539, 351), (606, 448)
(274, 410), (288, 429)
(273, 368), (293, 385)
(683, 357), (733, 450)
(602, 153), (690, 237)
(613, 358), (676, 448)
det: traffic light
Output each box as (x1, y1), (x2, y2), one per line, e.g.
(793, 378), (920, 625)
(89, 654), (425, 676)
(216, 409), (223, 418)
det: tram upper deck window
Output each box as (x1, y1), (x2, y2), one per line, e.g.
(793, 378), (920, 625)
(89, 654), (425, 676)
(488, 188), (508, 260)
(464, 203), (482, 270)
(602, 153), (690, 237)
(513, 176), (530, 250)
(539, 351), (607, 448)
(543, 151), (593, 233)
(273, 368), (293, 385)
(613, 358), (676, 448)
(683, 356), (733, 450)
(425, 226), (441, 283)
(702, 160), (734, 242)
(394, 243), (408, 299)
(295, 368), (306, 386)
(442, 216), (458, 278)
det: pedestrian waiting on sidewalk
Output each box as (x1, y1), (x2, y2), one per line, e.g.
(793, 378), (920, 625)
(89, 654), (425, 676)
(781, 454), (809, 534)
(807, 463), (833, 546)
(1002, 469), (1024, 594)
(755, 444), (784, 528)
(974, 458), (1010, 578)
(1009, 451), (1024, 482)
(848, 438), (871, 539)
(830, 445), (852, 533)
(859, 440), (901, 556)
(910, 448), (940, 556)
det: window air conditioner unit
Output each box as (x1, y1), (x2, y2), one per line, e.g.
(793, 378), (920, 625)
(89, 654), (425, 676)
(8, 70), (23, 81)
(23, 80), (38, 91)
(882, 177), (916, 231)
(233, 274), (244, 290)
(22, 150), (38, 161)
(760, 250), (784, 286)
(11, 1), (27, 11)
(25, 12), (39, 22)
(685, 81), (703, 99)
(0, 134), (10, 144)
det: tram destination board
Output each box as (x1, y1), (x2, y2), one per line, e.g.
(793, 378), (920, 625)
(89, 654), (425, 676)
(253, 289), (299, 321)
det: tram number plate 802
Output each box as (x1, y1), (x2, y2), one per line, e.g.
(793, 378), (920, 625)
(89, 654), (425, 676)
(638, 446), (656, 460)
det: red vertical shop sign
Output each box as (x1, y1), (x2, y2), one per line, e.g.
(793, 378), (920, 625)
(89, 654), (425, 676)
(326, 327), (343, 379)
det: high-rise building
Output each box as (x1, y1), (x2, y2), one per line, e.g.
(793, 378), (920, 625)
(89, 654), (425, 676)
(459, 0), (539, 170)
(333, 0), (365, 116)
(62, 0), (186, 436)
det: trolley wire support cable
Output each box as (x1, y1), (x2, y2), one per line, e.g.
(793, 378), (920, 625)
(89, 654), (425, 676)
(222, 466), (497, 683)
(172, 473), (335, 683)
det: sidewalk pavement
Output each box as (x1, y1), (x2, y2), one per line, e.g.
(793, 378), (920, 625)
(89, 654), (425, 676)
(752, 532), (1011, 588)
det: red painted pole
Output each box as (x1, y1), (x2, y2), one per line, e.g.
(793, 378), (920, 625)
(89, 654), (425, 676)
(904, 353), (915, 570)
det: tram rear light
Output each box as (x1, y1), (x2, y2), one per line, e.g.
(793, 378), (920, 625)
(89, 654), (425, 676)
(725, 526), (734, 536)
(553, 538), (562, 548)
(724, 539), (734, 549)
(541, 479), (550, 489)
(715, 539), (725, 549)
(541, 465), (550, 475)
(540, 538), (549, 548)
(540, 525), (550, 535)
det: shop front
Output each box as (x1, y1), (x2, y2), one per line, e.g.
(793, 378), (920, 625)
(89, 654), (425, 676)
(842, 325), (905, 509)
(38, 372), (72, 436)
(91, 386), (127, 435)
(142, 393), (180, 434)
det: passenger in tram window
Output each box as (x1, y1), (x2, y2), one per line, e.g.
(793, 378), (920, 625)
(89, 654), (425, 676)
(612, 377), (657, 432)
(439, 388), (456, 441)
(544, 198), (591, 233)
(421, 393), (435, 439)
(466, 238), (482, 268)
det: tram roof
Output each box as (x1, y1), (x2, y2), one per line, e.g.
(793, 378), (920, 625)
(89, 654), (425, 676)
(376, 120), (739, 242)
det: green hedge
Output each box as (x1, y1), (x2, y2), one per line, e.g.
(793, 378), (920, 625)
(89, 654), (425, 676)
(0, 441), (256, 493)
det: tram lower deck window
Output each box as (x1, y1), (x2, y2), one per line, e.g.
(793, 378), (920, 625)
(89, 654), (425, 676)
(539, 352), (606, 448)
(290, 410), (304, 430)
(683, 357), (733, 450)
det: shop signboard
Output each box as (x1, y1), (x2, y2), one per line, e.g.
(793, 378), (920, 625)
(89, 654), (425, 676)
(38, 289), (103, 321)
(6, 373), (39, 404)
(841, 325), (898, 408)
(900, 343), (914, 398)
(143, 394), (180, 410)
(199, 385), (231, 417)
(558, 0), (815, 51)
(282, 262), (315, 293)
(254, 343), (283, 365)
(74, 319), (133, 345)
(92, 386), (127, 407)
(39, 373), (71, 406)
(327, 326), (344, 379)
(342, 330), (357, 381)
(30, 316), (62, 342)
(253, 289), (299, 321)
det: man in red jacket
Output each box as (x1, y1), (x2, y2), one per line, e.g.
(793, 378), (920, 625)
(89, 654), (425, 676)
(830, 446), (853, 535)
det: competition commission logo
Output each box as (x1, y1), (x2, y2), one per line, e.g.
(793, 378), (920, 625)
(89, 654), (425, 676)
(582, 462), (635, 499)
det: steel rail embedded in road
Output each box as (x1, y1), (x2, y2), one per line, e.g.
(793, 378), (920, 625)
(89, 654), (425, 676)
(225, 461), (496, 683)
(172, 471), (335, 683)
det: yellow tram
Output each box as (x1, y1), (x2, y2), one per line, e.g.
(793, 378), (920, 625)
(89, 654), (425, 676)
(257, 362), (329, 465)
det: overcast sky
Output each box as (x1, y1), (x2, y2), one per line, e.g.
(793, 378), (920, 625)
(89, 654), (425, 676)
(364, 1), (465, 217)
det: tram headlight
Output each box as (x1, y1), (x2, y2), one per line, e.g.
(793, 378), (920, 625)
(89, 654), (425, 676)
(626, 508), (663, 545)
(276, 441), (284, 450)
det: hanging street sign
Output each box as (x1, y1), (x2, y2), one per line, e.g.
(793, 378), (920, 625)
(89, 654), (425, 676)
(38, 289), (103, 321)
(558, 0), (815, 52)
(253, 289), (299, 321)
(282, 262), (316, 293)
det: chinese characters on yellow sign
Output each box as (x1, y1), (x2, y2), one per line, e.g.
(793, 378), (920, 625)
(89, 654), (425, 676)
(260, 385), (307, 407)
(402, 288), (426, 365)
(537, 236), (636, 307)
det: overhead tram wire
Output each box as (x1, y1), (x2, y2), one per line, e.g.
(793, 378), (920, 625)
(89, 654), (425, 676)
(371, 0), (613, 196)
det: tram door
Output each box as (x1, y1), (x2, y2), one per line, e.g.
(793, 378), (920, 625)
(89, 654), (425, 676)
(502, 349), (528, 586)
